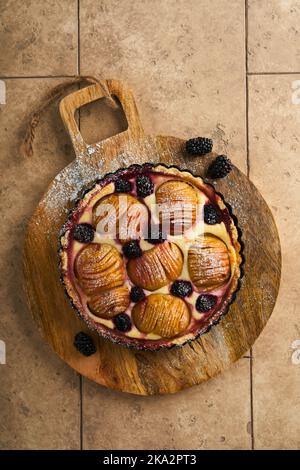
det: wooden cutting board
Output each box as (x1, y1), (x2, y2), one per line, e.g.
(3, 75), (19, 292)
(23, 80), (281, 395)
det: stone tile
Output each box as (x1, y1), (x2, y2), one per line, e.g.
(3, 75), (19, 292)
(248, 0), (300, 73)
(248, 75), (300, 449)
(82, 359), (251, 450)
(0, 78), (80, 449)
(0, 0), (78, 76)
(80, 0), (247, 172)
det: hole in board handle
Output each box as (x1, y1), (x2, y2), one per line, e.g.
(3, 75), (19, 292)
(78, 95), (128, 145)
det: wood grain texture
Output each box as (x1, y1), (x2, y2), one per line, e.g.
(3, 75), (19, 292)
(23, 80), (281, 395)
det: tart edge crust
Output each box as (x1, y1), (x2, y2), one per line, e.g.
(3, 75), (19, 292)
(58, 163), (244, 352)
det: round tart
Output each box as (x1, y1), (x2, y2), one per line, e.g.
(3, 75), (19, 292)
(59, 163), (242, 351)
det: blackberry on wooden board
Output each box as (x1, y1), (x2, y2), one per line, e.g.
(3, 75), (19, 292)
(186, 137), (213, 156)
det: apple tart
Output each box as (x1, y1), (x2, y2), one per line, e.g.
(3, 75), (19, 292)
(59, 163), (242, 350)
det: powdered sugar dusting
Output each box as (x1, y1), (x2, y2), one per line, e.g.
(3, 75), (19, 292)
(40, 147), (159, 221)
(42, 154), (104, 214)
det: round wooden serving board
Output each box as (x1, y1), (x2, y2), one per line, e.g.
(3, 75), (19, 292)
(23, 80), (281, 395)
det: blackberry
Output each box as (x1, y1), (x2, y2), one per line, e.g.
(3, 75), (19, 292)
(115, 178), (132, 193)
(146, 224), (167, 245)
(204, 204), (222, 225)
(73, 223), (95, 243)
(122, 240), (143, 259)
(114, 313), (132, 332)
(171, 280), (193, 298)
(196, 294), (217, 312)
(130, 286), (145, 302)
(74, 332), (96, 356)
(207, 155), (232, 179)
(186, 137), (213, 156)
(136, 175), (154, 198)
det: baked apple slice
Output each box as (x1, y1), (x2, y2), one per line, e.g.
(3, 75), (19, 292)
(188, 234), (231, 290)
(127, 242), (183, 290)
(88, 286), (130, 318)
(132, 293), (190, 338)
(75, 243), (125, 295)
(93, 193), (148, 242)
(156, 180), (198, 235)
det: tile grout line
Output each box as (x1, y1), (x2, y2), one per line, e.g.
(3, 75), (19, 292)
(245, 1), (250, 176)
(248, 71), (300, 76)
(2, 72), (300, 81)
(77, 0), (81, 77)
(0, 75), (79, 79)
(250, 353), (255, 450)
(246, 74), (250, 175)
(77, 0), (83, 452)
(245, 0), (255, 451)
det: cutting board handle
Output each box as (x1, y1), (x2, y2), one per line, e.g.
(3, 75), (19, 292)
(59, 79), (144, 157)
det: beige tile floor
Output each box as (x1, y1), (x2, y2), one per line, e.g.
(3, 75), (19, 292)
(0, 0), (299, 450)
